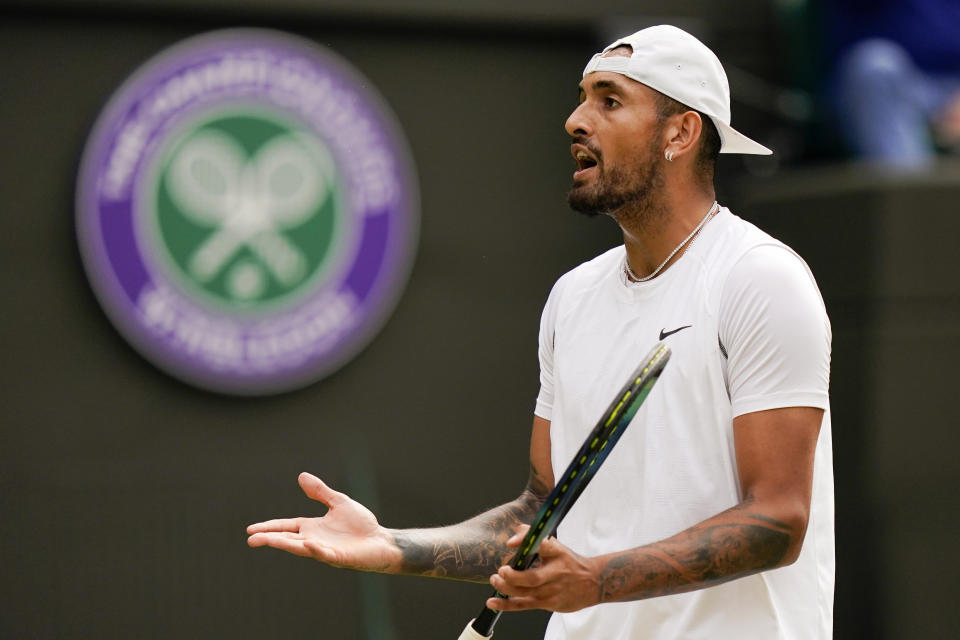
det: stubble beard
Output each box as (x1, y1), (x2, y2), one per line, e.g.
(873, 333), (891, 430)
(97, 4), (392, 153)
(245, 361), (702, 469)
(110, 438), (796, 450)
(566, 134), (667, 230)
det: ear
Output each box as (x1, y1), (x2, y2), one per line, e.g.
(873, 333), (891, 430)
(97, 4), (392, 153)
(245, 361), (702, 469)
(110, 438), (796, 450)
(663, 111), (703, 162)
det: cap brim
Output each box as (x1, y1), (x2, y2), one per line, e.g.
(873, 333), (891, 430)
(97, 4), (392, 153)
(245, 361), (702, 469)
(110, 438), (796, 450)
(712, 117), (773, 155)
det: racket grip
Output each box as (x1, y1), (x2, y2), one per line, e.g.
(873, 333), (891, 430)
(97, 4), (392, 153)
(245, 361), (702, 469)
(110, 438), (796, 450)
(469, 602), (501, 637)
(458, 618), (494, 640)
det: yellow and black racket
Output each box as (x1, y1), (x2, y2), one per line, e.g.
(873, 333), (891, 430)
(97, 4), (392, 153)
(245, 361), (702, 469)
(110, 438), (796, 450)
(458, 342), (672, 639)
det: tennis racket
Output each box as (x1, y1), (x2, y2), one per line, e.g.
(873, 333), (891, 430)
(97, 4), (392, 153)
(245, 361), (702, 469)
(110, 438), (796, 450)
(457, 342), (672, 639)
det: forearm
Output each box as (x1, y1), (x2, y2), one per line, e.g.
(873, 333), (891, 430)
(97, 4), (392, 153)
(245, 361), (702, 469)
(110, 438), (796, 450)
(595, 497), (799, 603)
(388, 489), (545, 582)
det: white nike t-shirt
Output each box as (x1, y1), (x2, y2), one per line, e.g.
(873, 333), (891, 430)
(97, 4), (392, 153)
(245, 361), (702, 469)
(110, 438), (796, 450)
(535, 207), (834, 640)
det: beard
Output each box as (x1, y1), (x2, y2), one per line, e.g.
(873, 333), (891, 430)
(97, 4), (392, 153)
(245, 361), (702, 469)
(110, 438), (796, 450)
(566, 134), (666, 228)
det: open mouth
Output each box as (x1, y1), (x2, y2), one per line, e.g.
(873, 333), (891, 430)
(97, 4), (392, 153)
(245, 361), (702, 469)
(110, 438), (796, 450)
(571, 144), (599, 178)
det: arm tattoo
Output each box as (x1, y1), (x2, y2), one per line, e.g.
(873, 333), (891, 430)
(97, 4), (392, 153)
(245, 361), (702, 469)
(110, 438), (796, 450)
(597, 499), (793, 602)
(527, 460), (552, 499)
(391, 470), (550, 582)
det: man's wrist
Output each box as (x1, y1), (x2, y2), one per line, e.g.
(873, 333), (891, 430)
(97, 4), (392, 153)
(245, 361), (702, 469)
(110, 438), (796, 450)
(377, 527), (405, 574)
(564, 552), (606, 607)
(591, 553), (612, 605)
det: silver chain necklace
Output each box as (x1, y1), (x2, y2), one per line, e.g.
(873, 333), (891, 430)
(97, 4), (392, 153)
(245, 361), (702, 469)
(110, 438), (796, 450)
(624, 201), (719, 283)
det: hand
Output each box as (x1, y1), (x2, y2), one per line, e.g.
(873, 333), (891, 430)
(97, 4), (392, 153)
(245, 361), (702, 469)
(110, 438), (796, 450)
(246, 472), (402, 573)
(486, 525), (602, 613)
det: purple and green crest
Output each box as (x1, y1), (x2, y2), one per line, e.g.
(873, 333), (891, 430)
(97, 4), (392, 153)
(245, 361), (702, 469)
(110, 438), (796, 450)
(76, 30), (419, 394)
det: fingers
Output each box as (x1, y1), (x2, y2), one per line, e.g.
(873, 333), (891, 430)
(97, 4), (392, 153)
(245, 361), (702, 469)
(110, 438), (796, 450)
(486, 595), (543, 612)
(298, 472), (346, 507)
(246, 531), (313, 557)
(491, 565), (546, 592)
(486, 569), (564, 611)
(247, 531), (339, 565)
(246, 472), (341, 536)
(493, 537), (564, 589)
(533, 535), (564, 558)
(246, 518), (303, 535)
(487, 536), (583, 610)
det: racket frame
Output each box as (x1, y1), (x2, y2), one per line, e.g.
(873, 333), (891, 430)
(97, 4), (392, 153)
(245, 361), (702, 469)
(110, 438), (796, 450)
(468, 342), (671, 637)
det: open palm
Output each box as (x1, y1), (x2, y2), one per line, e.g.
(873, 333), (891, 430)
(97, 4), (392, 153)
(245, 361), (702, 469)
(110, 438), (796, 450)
(247, 472), (400, 573)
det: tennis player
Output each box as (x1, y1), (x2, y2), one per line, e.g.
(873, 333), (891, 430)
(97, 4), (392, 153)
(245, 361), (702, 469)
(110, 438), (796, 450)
(248, 25), (833, 639)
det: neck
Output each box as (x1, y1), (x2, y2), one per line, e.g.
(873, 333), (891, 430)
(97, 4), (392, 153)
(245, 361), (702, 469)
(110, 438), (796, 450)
(618, 189), (717, 281)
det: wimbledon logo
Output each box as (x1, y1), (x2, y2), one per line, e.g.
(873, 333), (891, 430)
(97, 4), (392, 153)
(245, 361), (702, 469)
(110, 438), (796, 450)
(76, 30), (419, 394)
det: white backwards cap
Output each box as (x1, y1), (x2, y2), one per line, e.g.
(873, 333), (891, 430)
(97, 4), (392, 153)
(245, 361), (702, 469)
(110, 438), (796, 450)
(583, 25), (772, 155)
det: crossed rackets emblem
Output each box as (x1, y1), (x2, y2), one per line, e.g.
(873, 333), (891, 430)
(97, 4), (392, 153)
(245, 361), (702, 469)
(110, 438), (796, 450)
(165, 129), (333, 300)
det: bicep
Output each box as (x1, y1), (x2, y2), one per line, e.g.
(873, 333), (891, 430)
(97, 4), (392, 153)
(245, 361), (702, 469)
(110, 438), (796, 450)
(527, 415), (553, 499)
(733, 407), (823, 560)
(720, 246), (830, 554)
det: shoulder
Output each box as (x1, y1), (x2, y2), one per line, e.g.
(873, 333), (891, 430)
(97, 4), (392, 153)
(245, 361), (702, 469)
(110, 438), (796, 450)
(726, 244), (821, 297)
(717, 214), (825, 316)
(697, 208), (822, 304)
(704, 208), (791, 263)
(547, 245), (623, 303)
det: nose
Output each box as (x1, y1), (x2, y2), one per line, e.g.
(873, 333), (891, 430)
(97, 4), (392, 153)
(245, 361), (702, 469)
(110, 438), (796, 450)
(565, 102), (591, 138)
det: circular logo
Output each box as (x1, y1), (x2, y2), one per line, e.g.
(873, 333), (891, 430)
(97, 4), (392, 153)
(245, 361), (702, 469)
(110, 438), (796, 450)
(77, 30), (419, 394)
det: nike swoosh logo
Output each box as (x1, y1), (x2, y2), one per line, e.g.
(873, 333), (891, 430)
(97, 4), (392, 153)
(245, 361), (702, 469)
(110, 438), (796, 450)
(659, 325), (692, 340)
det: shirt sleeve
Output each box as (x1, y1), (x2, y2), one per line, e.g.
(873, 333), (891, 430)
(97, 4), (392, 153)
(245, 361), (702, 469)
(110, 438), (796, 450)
(719, 244), (832, 418)
(534, 274), (568, 420)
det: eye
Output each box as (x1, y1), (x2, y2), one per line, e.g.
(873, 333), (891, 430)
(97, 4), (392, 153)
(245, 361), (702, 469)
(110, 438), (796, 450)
(604, 97), (621, 109)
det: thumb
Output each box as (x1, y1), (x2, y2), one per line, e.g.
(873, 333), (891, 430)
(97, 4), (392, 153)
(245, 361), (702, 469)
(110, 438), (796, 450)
(534, 535), (565, 558)
(298, 472), (345, 507)
(507, 524), (531, 547)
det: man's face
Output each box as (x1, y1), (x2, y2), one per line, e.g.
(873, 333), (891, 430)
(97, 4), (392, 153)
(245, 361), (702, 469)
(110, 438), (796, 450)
(565, 64), (666, 218)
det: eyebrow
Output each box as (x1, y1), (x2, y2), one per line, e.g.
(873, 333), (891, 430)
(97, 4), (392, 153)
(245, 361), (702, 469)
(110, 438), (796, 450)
(591, 79), (622, 91)
(578, 78), (628, 94)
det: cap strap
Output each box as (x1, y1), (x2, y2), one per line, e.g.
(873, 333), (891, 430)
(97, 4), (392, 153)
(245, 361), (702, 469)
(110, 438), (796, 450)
(582, 54), (632, 77)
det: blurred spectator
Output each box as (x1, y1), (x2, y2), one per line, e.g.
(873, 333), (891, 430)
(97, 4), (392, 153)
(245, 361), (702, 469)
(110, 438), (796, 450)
(825, 0), (960, 169)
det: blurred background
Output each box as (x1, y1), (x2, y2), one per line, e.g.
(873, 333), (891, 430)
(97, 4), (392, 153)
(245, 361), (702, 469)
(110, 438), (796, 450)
(2, 0), (958, 638)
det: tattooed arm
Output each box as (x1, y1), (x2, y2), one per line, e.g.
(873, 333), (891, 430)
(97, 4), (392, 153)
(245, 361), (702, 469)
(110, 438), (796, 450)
(392, 416), (553, 581)
(247, 415), (554, 583)
(488, 407), (822, 612)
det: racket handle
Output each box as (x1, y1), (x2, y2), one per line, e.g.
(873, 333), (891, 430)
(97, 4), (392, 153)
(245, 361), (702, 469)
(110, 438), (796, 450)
(468, 603), (501, 637)
(458, 618), (494, 640)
